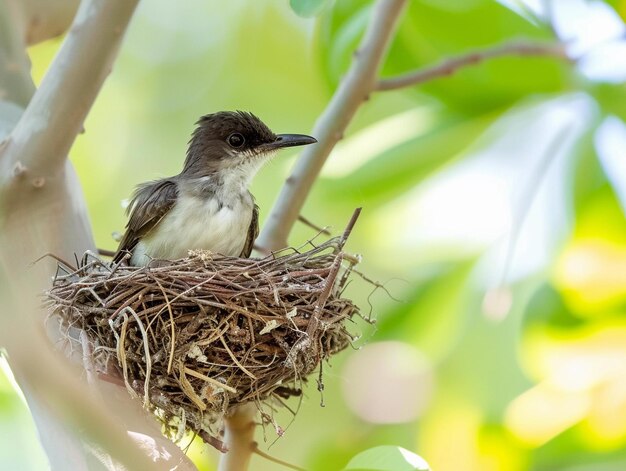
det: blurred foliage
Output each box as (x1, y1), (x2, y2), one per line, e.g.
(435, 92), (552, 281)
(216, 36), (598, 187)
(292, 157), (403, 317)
(3, 0), (626, 470)
(344, 446), (430, 471)
(0, 361), (48, 470)
(290, 0), (332, 18)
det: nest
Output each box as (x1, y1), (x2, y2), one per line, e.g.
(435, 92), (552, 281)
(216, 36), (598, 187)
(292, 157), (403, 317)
(45, 213), (362, 449)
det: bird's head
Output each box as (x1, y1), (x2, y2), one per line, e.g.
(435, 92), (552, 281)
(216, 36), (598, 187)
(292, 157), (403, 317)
(183, 111), (316, 178)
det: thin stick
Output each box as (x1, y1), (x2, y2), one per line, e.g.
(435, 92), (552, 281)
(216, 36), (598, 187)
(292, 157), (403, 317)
(253, 443), (306, 471)
(376, 40), (568, 91)
(111, 312), (137, 399)
(298, 214), (331, 236)
(98, 248), (116, 258)
(219, 335), (256, 380)
(126, 307), (152, 407)
(178, 361), (207, 411)
(155, 278), (177, 375)
(183, 367), (238, 394)
(79, 330), (98, 387)
(339, 207), (362, 248)
(305, 252), (342, 339)
(255, 0), (408, 253)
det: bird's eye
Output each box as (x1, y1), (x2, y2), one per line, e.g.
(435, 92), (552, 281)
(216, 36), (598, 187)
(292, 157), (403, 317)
(227, 133), (245, 148)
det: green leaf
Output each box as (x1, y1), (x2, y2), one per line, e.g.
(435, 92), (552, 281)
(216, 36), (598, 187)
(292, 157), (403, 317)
(290, 0), (331, 17)
(318, 110), (500, 209)
(524, 284), (585, 329)
(319, 0), (568, 113)
(376, 261), (475, 360)
(593, 82), (626, 124)
(388, 1), (566, 113)
(570, 125), (607, 213)
(344, 446), (430, 471)
(325, 6), (370, 82)
(318, 0), (371, 88)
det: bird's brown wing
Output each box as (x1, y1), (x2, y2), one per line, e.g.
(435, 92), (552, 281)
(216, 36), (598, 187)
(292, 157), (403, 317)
(113, 179), (178, 263)
(239, 203), (259, 258)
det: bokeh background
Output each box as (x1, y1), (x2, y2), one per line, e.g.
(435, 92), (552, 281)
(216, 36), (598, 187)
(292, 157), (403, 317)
(3, 0), (626, 469)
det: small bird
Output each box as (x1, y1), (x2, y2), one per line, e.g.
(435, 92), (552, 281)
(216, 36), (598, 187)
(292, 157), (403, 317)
(113, 111), (316, 266)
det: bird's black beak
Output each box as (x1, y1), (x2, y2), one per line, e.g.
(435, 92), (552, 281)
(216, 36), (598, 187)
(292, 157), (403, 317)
(263, 134), (317, 151)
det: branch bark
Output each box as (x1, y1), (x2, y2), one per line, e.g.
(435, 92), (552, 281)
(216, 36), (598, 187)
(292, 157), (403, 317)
(0, 277), (195, 471)
(255, 0), (408, 253)
(17, 0), (81, 45)
(1, 0), (138, 179)
(218, 404), (257, 471)
(376, 40), (568, 91)
(243, 1), (407, 468)
(0, 1), (196, 470)
(247, 2), (407, 466)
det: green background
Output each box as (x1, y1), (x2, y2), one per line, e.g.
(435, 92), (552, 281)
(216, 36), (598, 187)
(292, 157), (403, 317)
(3, 0), (626, 470)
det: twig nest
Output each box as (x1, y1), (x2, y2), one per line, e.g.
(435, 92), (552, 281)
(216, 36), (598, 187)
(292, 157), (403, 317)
(46, 236), (360, 448)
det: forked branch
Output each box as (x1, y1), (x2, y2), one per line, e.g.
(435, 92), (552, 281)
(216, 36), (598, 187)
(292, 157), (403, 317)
(255, 0), (409, 253)
(0, 0), (198, 469)
(0, 0), (139, 178)
(258, 35), (569, 254)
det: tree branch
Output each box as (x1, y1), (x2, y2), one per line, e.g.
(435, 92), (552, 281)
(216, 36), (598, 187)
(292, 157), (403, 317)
(255, 0), (408, 253)
(0, 0), (138, 179)
(0, 0), (35, 107)
(17, 0), (81, 45)
(376, 40), (569, 91)
(0, 279), (195, 471)
(0, 1), (198, 469)
(218, 404), (257, 471)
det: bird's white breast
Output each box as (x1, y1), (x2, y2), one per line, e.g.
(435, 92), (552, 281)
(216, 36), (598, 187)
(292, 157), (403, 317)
(131, 192), (253, 266)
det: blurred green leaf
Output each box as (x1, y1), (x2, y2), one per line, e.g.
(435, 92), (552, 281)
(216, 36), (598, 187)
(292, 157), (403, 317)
(390, 1), (567, 113)
(604, 0), (625, 20)
(570, 124), (607, 213)
(319, 0), (569, 113)
(319, 110), (500, 208)
(574, 182), (626, 245)
(344, 446), (430, 471)
(376, 261), (475, 360)
(524, 284), (585, 329)
(290, 0), (331, 17)
(319, 1), (371, 86)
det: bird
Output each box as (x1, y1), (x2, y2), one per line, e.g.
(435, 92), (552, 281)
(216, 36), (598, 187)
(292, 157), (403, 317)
(112, 111), (317, 266)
